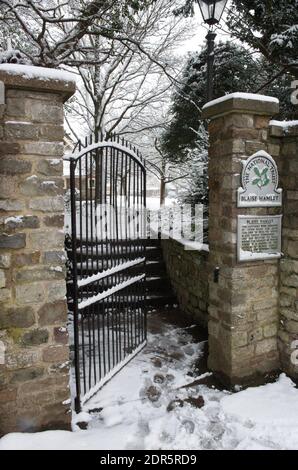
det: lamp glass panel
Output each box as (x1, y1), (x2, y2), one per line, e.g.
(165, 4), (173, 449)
(198, 0), (227, 24)
(213, 0), (228, 22)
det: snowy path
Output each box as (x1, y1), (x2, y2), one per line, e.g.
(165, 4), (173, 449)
(1, 311), (298, 450)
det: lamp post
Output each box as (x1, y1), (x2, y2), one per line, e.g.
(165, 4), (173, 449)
(196, 0), (228, 102)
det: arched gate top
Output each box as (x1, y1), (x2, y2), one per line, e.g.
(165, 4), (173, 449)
(64, 140), (146, 171)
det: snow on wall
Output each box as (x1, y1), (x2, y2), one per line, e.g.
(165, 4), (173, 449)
(0, 64), (77, 84)
(269, 120), (298, 128)
(0, 81), (4, 104)
(203, 92), (279, 110)
(180, 239), (209, 253)
(239, 249), (282, 261)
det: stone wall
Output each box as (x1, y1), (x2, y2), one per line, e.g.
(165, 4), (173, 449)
(270, 122), (298, 379)
(161, 238), (210, 327)
(0, 65), (75, 435)
(202, 95), (281, 387)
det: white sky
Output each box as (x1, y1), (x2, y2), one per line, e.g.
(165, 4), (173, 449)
(177, 1), (232, 54)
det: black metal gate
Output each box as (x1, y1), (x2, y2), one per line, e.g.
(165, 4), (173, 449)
(65, 135), (147, 411)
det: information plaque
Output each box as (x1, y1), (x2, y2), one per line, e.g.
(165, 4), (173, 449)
(237, 215), (282, 262)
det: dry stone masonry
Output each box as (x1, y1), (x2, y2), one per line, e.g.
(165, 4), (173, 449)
(0, 65), (75, 436)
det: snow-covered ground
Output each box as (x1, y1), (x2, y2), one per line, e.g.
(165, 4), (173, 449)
(1, 313), (298, 450)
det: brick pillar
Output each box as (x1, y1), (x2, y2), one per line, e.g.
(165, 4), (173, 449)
(0, 65), (75, 435)
(202, 94), (281, 387)
(270, 121), (298, 380)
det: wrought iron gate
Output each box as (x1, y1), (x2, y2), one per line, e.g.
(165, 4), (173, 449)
(65, 135), (147, 411)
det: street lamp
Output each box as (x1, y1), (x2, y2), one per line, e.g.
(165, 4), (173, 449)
(196, 0), (228, 101)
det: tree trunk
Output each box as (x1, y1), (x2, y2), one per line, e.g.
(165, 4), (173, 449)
(160, 158), (167, 206)
(95, 156), (103, 204)
(160, 177), (166, 207)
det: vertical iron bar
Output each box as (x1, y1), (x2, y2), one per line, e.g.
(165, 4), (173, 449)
(94, 148), (102, 381)
(70, 158), (81, 413)
(90, 150), (97, 387)
(110, 146), (115, 369)
(112, 146), (119, 364)
(104, 147), (111, 373)
(115, 148), (121, 363)
(101, 146), (107, 376)
(85, 148), (92, 391)
(79, 152), (87, 395)
(143, 168), (147, 342)
(132, 161), (137, 347)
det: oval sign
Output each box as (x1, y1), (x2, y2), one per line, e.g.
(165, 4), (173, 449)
(237, 150), (282, 207)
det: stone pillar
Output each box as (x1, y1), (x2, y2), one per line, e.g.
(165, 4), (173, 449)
(270, 121), (298, 380)
(0, 65), (75, 435)
(202, 94), (281, 387)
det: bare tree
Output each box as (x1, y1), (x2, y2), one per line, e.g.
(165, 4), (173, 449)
(144, 139), (187, 206)
(0, 1), (197, 206)
(0, 0), (156, 67)
(60, 0), (194, 208)
(64, 0), (192, 140)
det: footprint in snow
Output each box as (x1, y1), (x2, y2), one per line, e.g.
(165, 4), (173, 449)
(183, 345), (195, 356)
(181, 419), (195, 434)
